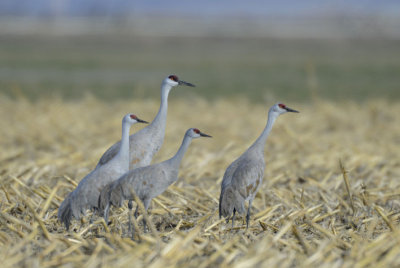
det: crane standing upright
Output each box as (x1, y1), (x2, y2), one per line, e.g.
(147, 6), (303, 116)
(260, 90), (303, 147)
(96, 75), (195, 169)
(98, 128), (211, 235)
(58, 114), (148, 230)
(97, 75), (195, 212)
(219, 103), (299, 229)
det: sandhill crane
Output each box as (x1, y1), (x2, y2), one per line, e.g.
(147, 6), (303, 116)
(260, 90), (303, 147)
(58, 114), (148, 230)
(96, 75), (195, 169)
(219, 103), (299, 229)
(97, 75), (194, 211)
(98, 128), (211, 235)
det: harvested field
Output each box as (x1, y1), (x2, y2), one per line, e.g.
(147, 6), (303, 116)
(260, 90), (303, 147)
(0, 96), (399, 267)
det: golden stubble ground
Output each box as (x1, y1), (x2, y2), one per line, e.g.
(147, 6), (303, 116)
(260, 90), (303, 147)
(0, 96), (399, 267)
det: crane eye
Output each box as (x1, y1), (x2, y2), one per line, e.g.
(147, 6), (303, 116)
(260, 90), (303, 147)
(130, 114), (137, 120)
(193, 128), (200, 134)
(168, 75), (179, 82)
(278, 103), (286, 109)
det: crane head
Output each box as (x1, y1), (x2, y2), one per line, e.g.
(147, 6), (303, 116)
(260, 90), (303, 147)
(271, 103), (299, 114)
(164, 74), (196, 87)
(123, 114), (149, 125)
(187, 128), (212, 138)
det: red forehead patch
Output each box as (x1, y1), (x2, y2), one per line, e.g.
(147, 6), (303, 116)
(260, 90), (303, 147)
(168, 75), (179, 82)
(130, 114), (137, 120)
(193, 128), (200, 134)
(278, 103), (286, 109)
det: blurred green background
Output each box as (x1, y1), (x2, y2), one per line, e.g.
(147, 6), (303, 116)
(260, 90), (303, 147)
(1, 1), (400, 102)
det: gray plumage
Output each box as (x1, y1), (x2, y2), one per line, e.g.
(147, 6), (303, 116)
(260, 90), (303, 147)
(58, 114), (148, 230)
(98, 128), (211, 232)
(219, 103), (299, 229)
(96, 75), (195, 169)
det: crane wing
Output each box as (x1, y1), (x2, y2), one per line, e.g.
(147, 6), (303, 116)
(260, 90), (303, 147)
(231, 157), (265, 201)
(220, 157), (241, 192)
(97, 140), (121, 167)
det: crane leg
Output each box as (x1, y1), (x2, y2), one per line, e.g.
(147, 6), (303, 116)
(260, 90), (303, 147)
(143, 220), (147, 233)
(142, 199), (151, 233)
(129, 205), (139, 240)
(128, 201), (133, 238)
(89, 208), (97, 224)
(246, 200), (253, 230)
(232, 208), (236, 229)
(129, 205), (140, 240)
(134, 205), (139, 218)
(104, 204), (110, 224)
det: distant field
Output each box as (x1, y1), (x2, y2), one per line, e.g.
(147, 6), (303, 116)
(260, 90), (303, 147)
(0, 97), (399, 267)
(0, 33), (399, 102)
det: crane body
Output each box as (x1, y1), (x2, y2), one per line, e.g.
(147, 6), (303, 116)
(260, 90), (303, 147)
(58, 114), (148, 230)
(96, 75), (195, 169)
(219, 103), (299, 229)
(99, 128), (211, 235)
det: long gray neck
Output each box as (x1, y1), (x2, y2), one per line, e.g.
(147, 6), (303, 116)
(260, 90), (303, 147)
(150, 83), (172, 129)
(249, 111), (278, 152)
(167, 134), (193, 169)
(115, 121), (131, 170)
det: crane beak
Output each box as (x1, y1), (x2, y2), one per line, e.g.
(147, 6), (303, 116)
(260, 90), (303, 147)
(178, 80), (196, 87)
(136, 118), (149, 124)
(200, 132), (212, 138)
(285, 107), (299, 113)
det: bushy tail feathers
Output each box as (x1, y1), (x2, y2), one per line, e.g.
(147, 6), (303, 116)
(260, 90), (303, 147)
(58, 191), (89, 230)
(220, 187), (234, 218)
(220, 187), (246, 219)
(109, 183), (125, 208)
(219, 191), (223, 219)
(58, 194), (73, 230)
(219, 187), (229, 219)
(98, 183), (113, 216)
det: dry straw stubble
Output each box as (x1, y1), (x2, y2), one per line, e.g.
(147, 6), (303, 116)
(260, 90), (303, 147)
(0, 96), (399, 267)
